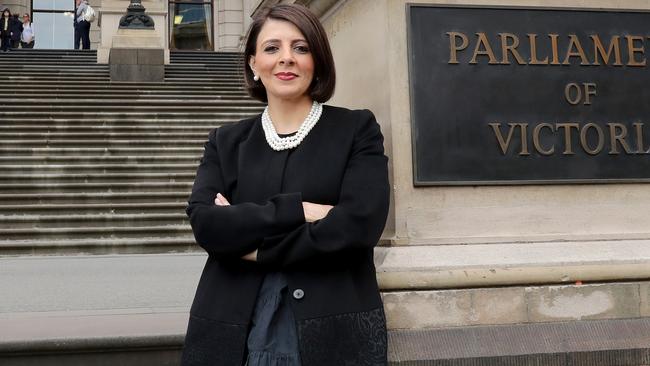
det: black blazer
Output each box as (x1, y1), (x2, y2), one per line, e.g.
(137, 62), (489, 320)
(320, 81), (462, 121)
(9, 17), (21, 41)
(181, 105), (390, 366)
(0, 17), (10, 37)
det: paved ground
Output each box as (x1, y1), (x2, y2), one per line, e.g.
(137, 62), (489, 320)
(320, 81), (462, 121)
(0, 253), (205, 314)
(2, 240), (649, 343)
(1, 250), (649, 366)
(0, 253), (207, 342)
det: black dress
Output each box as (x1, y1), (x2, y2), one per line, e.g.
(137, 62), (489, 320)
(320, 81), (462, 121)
(245, 131), (301, 366)
(245, 272), (301, 366)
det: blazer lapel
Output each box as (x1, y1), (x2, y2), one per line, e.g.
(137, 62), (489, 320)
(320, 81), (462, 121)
(235, 116), (289, 204)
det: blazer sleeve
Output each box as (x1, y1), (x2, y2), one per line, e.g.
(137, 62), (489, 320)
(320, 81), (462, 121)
(186, 128), (306, 257)
(256, 109), (390, 269)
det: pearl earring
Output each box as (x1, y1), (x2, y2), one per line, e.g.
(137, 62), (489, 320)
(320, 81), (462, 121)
(253, 74), (259, 81)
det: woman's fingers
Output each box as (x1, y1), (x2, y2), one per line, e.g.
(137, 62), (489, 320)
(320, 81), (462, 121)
(302, 202), (334, 222)
(241, 249), (258, 262)
(214, 193), (231, 206)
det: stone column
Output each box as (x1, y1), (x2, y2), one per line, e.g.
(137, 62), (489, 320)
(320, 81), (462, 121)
(1, 0), (28, 17)
(216, 0), (245, 51)
(98, 0), (168, 64)
(107, 0), (164, 81)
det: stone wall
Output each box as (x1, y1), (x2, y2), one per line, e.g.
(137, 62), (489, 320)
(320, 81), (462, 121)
(319, 0), (650, 329)
(324, 0), (650, 255)
(88, 0), (102, 50)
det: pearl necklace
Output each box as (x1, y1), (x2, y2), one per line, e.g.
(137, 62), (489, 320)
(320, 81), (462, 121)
(261, 101), (323, 151)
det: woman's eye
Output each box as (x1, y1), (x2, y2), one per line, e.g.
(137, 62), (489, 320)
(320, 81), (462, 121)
(263, 46), (278, 53)
(294, 46), (310, 53)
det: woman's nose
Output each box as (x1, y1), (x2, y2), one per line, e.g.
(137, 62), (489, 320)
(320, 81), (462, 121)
(278, 48), (295, 65)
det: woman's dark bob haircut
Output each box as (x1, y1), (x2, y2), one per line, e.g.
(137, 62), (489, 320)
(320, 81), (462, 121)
(243, 4), (336, 103)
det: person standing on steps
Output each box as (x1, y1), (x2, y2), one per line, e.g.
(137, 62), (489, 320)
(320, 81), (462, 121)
(0, 8), (12, 52)
(9, 13), (22, 49)
(180, 4), (390, 366)
(74, 0), (91, 50)
(20, 14), (34, 49)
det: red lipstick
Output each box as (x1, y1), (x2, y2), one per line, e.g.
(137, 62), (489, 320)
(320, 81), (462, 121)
(275, 72), (297, 81)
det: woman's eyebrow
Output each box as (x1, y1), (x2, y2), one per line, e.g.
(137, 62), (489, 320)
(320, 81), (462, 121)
(261, 38), (307, 45)
(261, 38), (280, 45)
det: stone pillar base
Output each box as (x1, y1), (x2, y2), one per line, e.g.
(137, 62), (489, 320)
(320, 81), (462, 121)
(109, 48), (164, 82)
(108, 28), (164, 82)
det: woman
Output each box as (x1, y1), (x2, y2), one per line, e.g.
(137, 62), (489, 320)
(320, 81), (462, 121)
(181, 4), (390, 366)
(0, 8), (11, 52)
(20, 14), (34, 49)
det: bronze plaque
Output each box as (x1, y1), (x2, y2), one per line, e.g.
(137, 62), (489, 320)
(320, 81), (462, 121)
(407, 5), (650, 185)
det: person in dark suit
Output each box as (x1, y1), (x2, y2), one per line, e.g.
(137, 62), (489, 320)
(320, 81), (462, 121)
(0, 8), (12, 52)
(73, 0), (90, 49)
(9, 14), (22, 49)
(180, 3), (390, 366)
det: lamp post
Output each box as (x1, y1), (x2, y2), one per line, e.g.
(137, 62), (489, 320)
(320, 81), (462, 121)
(119, 0), (154, 29)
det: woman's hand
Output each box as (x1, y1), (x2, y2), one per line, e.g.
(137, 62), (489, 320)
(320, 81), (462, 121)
(302, 202), (333, 223)
(215, 193), (258, 262)
(241, 249), (258, 261)
(214, 193), (230, 206)
(214, 194), (332, 259)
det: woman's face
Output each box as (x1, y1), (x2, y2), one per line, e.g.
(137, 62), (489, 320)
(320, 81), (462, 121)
(3, 11), (8, 17)
(249, 19), (315, 103)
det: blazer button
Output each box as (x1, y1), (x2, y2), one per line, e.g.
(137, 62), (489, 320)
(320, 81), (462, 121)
(292, 289), (305, 300)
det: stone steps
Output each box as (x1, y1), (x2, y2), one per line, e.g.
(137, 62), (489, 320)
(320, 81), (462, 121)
(0, 191), (189, 204)
(2, 225), (192, 240)
(165, 69), (242, 75)
(0, 82), (242, 88)
(0, 50), (258, 254)
(165, 65), (241, 71)
(0, 155), (199, 164)
(0, 111), (256, 118)
(0, 56), (97, 62)
(0, 108), (260, 115)
(0, 171), (193, 181)
(2, 98), (260, 106)
(0, 126), (222, 133)
(0, 237), (196, 255)
(1, 202), (186, 215)
(0, 140), (204, 147)
(0, 182), (193, 194)
(2, 75), (242, 81)
(1, 75), (110, 81)
(0, 50), (260, 365)
(0, 92), (248, 98)
(0, 147), (203, 156)
(0, 118), (234, 124)
(0, 162), (198, 172)
(0, 62), (239, 67)
(0, 118), (230, 128)
(0, 65), (110, 71)
(0, 80), (246, 88)
(0, 212), (188, 229)
(0, 131), (210, 137)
